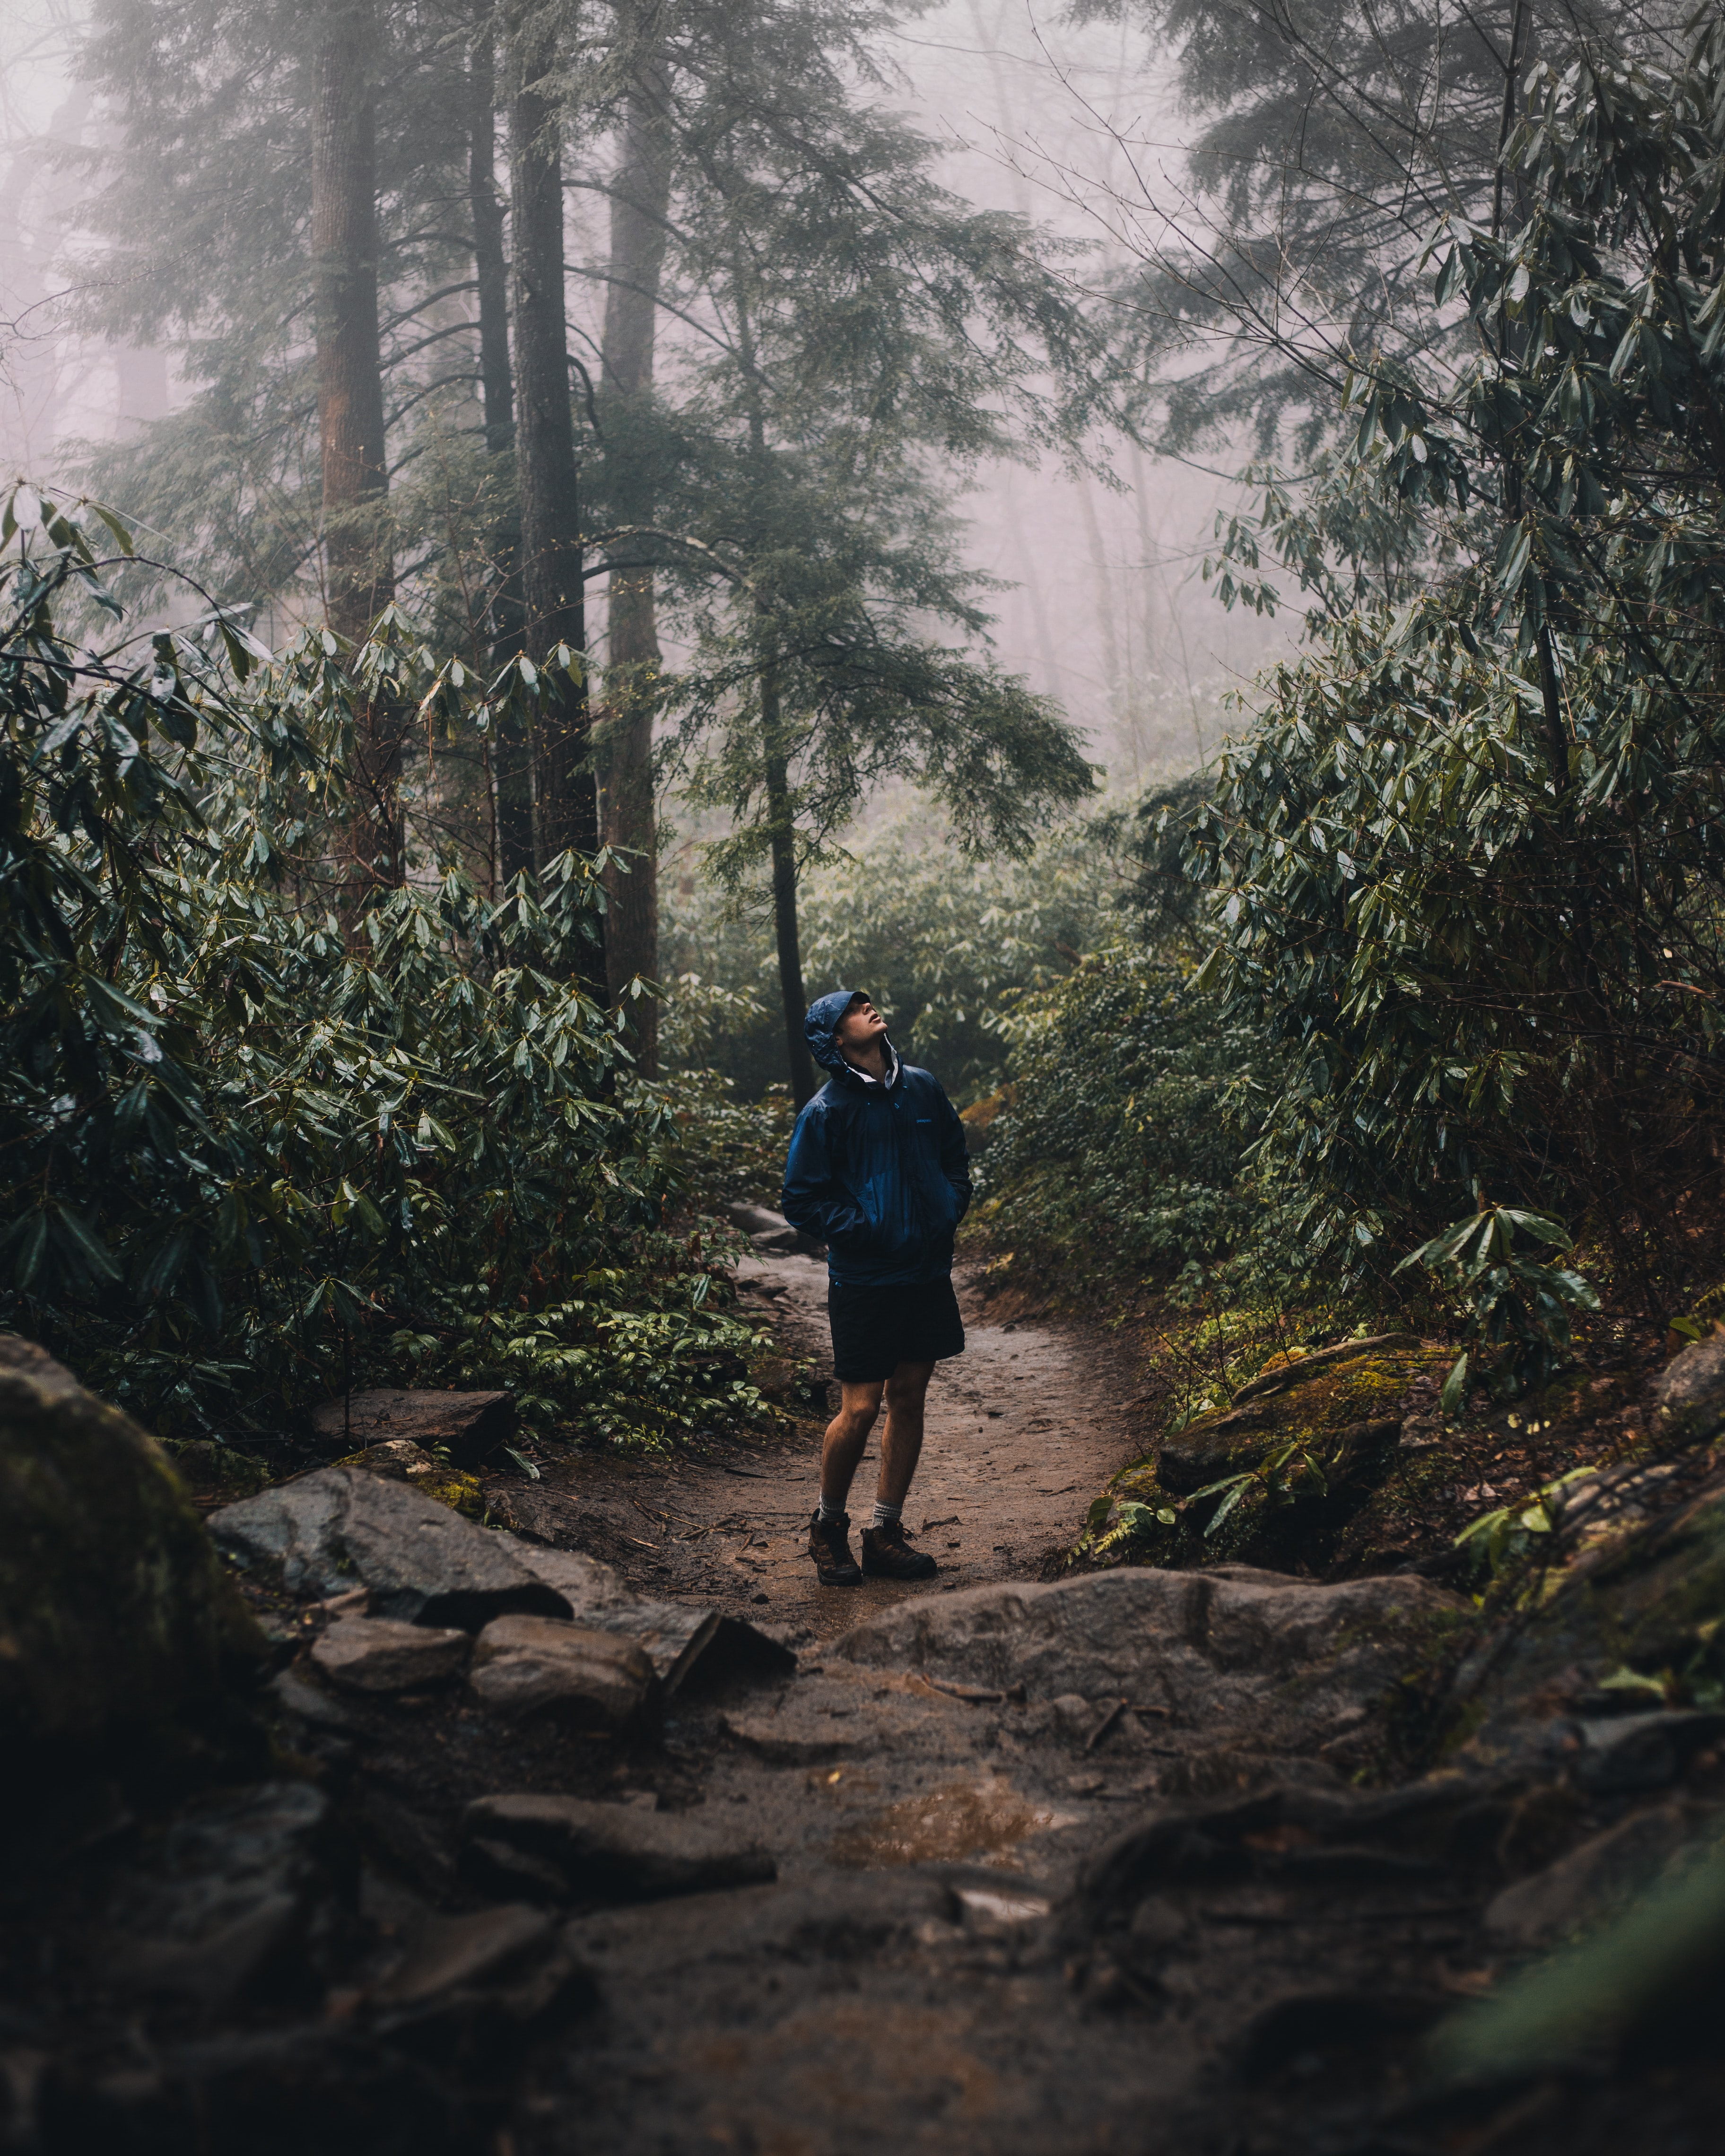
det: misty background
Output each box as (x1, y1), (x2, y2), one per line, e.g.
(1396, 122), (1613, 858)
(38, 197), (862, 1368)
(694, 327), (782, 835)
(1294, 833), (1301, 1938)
(0, 0), (1287, 794)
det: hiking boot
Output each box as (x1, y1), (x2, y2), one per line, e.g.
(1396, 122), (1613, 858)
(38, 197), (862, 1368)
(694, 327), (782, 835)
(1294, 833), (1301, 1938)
(808, 1508), (863, 1586)
(860, 1518), (938, 1581)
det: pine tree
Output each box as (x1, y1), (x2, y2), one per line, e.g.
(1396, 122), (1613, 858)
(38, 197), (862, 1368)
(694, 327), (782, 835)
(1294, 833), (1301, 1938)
(574, 0), (1117, 1097)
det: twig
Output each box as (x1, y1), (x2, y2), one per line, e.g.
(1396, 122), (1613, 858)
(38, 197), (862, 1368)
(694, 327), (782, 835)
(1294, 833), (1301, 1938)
(913, 1674), (1010, 1704)
(1085, 1699), (1127, 1751)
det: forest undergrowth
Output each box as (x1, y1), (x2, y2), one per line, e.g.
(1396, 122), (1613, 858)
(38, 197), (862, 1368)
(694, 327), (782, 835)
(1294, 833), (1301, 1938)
(0, 491), (801, 1478)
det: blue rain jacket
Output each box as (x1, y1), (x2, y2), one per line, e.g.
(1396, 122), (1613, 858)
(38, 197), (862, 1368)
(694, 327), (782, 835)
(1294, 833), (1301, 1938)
(781, 988), (973, 1287)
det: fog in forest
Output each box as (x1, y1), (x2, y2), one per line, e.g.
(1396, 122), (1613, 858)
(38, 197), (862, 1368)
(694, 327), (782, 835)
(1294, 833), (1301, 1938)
(0, 0), (1286, 791)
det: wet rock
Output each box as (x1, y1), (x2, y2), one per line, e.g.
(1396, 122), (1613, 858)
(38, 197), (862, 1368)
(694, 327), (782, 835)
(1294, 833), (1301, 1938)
(832, 1565), (1471, 1753)
(0, 1333), (265, 1787)
(1485, 1801), (1722, 1952)
(102, 1781), (347, 2008)
(330, 1439), (485, 1521)
(1158, 1341), (1435, 1495)
(366, 1901), (592, 2053)
(492, 1536), (796, 1693)
(462, 1793), (775, 1904)
(1573, 1709), (1725, 1794)
(309, 1617), (471, 1695)
(371, 1903), (556, 2009)
(1654, 1330), (1725, 1446)
(468, 1615), (659, 1730)
(309, 1388), (515, 1467)
(495, 1539), (721, 1690)
(209, 1469), (572, 1630)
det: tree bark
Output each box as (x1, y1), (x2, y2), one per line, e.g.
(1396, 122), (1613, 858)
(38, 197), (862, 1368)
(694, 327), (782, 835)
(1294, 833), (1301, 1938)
(506, 4), (598, 917)
(469, 10), (532, 886)
(599, 54), (671, 1073)
(469, 22), (513, 458)
(762, 669), (816, 1106)
(312, 0), (400, 895)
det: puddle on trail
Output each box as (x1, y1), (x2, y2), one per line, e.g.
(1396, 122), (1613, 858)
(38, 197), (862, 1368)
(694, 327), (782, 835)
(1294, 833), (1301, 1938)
(828, 1778), (1075, 1869)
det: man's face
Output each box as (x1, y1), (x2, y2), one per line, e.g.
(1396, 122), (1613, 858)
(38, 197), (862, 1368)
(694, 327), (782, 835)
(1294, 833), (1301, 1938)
(835, 995), (889, 1048)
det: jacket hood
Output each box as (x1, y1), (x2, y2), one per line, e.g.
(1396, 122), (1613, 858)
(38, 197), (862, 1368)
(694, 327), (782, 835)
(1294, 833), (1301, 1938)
(804, 988), (895, 1081)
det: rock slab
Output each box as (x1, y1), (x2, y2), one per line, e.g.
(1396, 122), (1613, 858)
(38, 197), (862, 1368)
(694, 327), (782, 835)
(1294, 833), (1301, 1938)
(470, 1614), (659, 1729)
(102, 1781), (340, 2006)
(833, 1565), (1471, 1755)
(209, 1468), (572, 1630)
(310, 1617), (472, 1694)
(1655, 1331), (1725, 1445)
(464, 1792), (775, 1904)
(491, 1537), (795, 1694)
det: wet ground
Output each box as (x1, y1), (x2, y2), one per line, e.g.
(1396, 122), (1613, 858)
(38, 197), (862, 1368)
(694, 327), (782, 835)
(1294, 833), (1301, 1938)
(21, 1268), (1718, 2156)
(485, 1254), (1146, 1642)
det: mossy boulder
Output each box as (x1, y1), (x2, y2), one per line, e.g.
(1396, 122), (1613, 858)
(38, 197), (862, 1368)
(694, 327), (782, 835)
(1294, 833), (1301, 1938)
(331, 1436), (486, 1521)
(0, 1334), (265, 1784)
(1157, 1334), (1437, 1496)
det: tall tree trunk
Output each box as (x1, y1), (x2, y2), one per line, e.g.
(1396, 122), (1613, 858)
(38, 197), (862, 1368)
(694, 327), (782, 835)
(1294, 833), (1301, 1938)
(506, 0), (599, 972)
(599, 54), (671, 1073)
(469, 21), (513, 458)
(469, 9), (532, 885)
(736, 310), (813, 1103)
(313, 0), (399, 897)
(763, 668), (816, 1107)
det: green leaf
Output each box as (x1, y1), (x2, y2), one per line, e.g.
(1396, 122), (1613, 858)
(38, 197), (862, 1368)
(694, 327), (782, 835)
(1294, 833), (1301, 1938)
(1440, 1352), (1470, 1415)
(87, 500), (136, 557)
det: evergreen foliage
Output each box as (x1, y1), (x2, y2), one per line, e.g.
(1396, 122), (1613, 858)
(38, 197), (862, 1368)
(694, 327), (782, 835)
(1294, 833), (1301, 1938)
(0, 487), (765, 1444)
(1187, 13), (1725, 1305)
(1087, 0), (1661, 452)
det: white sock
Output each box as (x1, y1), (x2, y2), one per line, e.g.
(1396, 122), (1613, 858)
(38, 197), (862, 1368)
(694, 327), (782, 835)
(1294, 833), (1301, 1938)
(871, 1500), (902, 1530)
(817, 1495), (843, 1524)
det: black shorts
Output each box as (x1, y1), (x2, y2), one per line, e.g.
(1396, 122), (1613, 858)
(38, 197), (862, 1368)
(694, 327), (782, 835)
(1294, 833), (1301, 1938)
(827, 1277), (966, 1384)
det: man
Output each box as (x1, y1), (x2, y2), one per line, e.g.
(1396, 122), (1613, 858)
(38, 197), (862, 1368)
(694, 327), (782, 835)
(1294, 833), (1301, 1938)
(781, 988), (973, 1586)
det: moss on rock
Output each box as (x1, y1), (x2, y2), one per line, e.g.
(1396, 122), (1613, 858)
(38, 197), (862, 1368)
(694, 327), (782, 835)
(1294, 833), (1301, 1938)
(0, 1334), (266, 1783)
(1158, 1343), (1441, 1496)
(161, 1439), (273, 1502)
(330, 1437), (487, 1521)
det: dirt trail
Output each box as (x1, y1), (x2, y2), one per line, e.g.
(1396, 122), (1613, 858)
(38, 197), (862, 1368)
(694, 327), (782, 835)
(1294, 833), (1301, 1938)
(505, 1254), (1145, 1640)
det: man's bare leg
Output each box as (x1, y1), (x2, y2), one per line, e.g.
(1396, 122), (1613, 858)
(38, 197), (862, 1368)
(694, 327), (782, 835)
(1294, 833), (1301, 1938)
(821, 1379), (886, 1512)
(819, 1362), (936, 1511)
(813, 1363), (940, 1582)
(876, 1361), (935, 1506)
